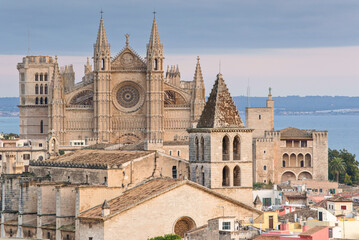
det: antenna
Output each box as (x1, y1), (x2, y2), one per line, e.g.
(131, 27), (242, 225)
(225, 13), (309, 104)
(247, 78), (250, 108)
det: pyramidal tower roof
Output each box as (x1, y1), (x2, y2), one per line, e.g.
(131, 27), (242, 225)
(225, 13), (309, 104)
(95, 17), (109, 49)
(148, 16), (161, 48)
(197, 73), (244, 128)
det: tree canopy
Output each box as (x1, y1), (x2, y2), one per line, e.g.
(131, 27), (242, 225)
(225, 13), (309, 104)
(329, 149), (359, 185)
(148, 234), (181, 240)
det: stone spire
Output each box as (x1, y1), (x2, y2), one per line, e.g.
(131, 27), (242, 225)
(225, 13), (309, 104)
(197, 73), (244, 128)
(148, 16), (161, 50)
(95, 16), (109, 51)
(191, 56), (206, 123)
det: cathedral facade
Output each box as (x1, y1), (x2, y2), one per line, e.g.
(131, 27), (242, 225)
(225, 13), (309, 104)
(17, 16), (206, 151)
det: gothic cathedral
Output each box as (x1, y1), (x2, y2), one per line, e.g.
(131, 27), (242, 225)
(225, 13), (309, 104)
(17, 16), (206, 151)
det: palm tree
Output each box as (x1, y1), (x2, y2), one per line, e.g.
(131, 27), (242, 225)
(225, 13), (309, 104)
(329, 157), (346, 183)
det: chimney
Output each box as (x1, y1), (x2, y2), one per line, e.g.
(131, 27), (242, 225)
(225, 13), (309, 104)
(101, 200), (110, 217)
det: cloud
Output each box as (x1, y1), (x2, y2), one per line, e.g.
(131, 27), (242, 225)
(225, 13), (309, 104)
(0, 46), (358, 97)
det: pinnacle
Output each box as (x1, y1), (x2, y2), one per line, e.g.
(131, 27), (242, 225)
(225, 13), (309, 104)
(95, 17), (109, 49)
(148, 17), (161, 48)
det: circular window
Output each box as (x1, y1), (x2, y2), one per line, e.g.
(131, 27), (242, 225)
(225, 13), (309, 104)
(113, 82), (144, 113)
(117, 85), (140, 108)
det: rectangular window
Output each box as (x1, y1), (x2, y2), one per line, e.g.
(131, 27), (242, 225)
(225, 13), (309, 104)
(301, 141), (307, 147)
(263, 198), (272, 207)
(23, 154), (30, 160)
(222, 222), (231, 230)
(341, 205), (347, 210)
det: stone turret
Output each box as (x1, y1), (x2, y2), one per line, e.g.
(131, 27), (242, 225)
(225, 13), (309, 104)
(187, 73), (253, 206)
(145, 15), (164, 150)
(190, 56), (206, 127)
(93, 16), (112, 143)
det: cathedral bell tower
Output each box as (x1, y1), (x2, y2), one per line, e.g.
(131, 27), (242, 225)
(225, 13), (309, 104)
(187, 73), (254, 205)
(145, 14), (164, 150)
(93, 15), (111, 143)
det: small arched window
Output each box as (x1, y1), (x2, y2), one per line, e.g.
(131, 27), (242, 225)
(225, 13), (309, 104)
(200, 137), (205, 161)
(40, 73), (43, 81)
(195, 137), (199, 161)
(44, 73), (48, 81)
(40, 84), (43, 94)
(259, 115), (262, 120)
(233, 166), (241, 186)
(44, 97), (48, 104)
(35, 73), (38, 81)
(35, 84), (39, 94)
(35, 97), (39, 105)
(40, 120), (43, 133)
(282, 161), (286, 167)
(222, 166), (230, 186)
(154, 59), (158, 70)
(101, 58), (105, 70)
(222, 136), (230, 161)
(264, 165), (267, 171)
(44, 84), (48, 94)
(40, 97), (43, 105)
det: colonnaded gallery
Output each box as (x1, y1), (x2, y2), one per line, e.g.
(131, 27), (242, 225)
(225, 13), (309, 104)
(0, 14), (328, 239)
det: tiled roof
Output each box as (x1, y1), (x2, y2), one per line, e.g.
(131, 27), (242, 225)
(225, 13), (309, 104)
(335, 191), (359, 198)
(313, 199), (328, 209)
(280, 127), (312, 139)
(79, 178), (261, 220)
(327, 196), (353, 202)
(299, 226), (327, 236)
(279, 208), (317, 222)
(197, 73), (244, 128)
(40, 149), (154, 168)
(254, 236), (280, 240)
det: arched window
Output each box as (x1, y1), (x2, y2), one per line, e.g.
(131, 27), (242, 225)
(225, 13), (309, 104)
(44, 73), (48, 81)
(233, 166), (241, 186)
(101, 58), (105, 70)
(35, 84), (39, 94)
(44, 97), (48, 104)
(282, 161), (286, 167)
(47, 232), (50, 239)
(222, 166), (230, 186)
(172, 166), (177, 179)
(195, 166), (199, 183)
(40, 73), (43, 81)
(40, 84), (43, 94)
(35, 73), (38, 81)
(283, 153), (289, 167)
(300, 160), (304, 167)
(233, 136), (240, 160)
(222, 136), (230, 161)
(40, 97), (43, 104)
(305, 154), (312, 167)
(154, 59), (158, 70)
(290, 153), (296, 167)
(44, 84), (48, 94)
(195, 137), (199, 161)
(200, 166), (205, 186)
(40, 120), (43, 133)
(200, 137), (204, 161)
(35, 97), (39, 105)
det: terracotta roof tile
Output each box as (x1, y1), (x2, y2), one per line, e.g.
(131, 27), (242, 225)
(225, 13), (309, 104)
(280, 127), (312, 139)
(45, 149), (154, 167)
(197, 73), (244, 128)
(79, 178), (181, 219)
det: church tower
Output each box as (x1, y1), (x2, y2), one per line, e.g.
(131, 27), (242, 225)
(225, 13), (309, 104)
(145, 15), (164, 150)
(190, 56), (206, 127)
(187, 73), (253, 205)
(48, 57), (65, 145)
(93, 15), (111, 143)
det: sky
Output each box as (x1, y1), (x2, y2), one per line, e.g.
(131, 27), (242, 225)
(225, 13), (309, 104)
(0, 0), (358, 97)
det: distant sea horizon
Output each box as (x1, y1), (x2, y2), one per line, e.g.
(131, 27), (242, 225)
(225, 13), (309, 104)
(0, 115), (358, 158)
